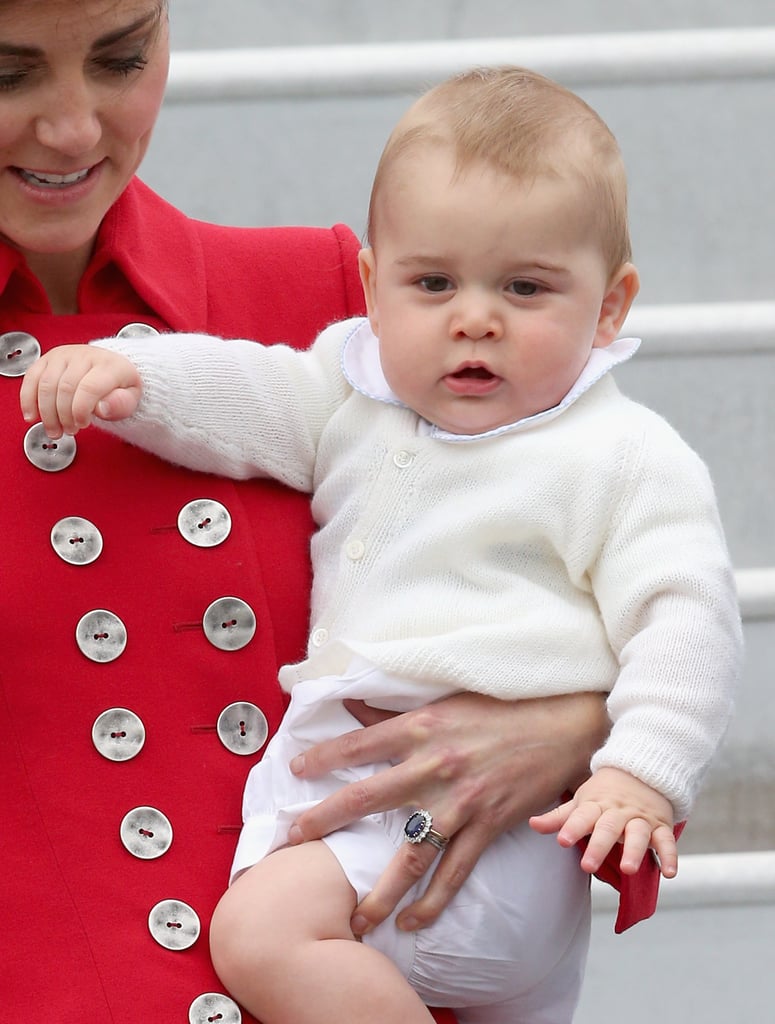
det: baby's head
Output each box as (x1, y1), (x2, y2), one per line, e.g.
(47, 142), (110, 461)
(366, 65), (631, 282)
(359, 66), (639, 437)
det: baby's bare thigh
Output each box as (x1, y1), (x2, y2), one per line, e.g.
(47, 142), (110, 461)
(223, 841), (359, 944)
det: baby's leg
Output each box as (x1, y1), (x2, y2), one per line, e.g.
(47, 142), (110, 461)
(210, 840), (434, 1024)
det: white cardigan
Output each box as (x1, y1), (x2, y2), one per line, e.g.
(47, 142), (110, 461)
(97, 318), (742, 817)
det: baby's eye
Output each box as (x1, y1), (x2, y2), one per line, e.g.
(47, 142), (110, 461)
(507, 280), (540, 297)
(418, 275), (452, 293)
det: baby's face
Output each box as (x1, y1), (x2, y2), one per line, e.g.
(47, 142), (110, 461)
(360, 147), (622, 436)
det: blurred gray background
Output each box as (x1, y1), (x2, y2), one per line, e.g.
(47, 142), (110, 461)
(142, 5), (775, 1018)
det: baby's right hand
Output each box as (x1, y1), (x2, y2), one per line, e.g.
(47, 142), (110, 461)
(20, 344), (142, 439)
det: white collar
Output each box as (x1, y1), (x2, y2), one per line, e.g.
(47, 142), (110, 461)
(341, 317), (640, 443)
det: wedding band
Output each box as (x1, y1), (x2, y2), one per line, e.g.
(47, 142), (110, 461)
(403, 809), (450, 852)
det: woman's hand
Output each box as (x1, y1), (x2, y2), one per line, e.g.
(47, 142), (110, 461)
(287, 690), (609, 935)
(20, 344), (141, 438)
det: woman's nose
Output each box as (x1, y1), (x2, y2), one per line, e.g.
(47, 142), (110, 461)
(34, 81), (102, 156)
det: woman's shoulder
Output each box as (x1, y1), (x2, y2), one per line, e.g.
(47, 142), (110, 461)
(123, 179), (365, 345)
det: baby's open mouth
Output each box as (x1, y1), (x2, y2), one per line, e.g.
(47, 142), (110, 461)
(452, 366), (495, 380)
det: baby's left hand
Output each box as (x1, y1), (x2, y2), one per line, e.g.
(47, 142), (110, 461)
(529, 766), (677, 878)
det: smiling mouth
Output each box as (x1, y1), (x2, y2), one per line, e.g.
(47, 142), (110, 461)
(18, 167), (92, 189)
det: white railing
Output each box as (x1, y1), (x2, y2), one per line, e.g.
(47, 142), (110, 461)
(623, 301), (775, 357)
(165, 27), (775, 103)
(592, 850), (775, 912)
(736, 569), (775, 622)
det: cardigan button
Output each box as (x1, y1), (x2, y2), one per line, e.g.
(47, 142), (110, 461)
(0, 330), (41, 376)
(148, 899), (201, 951)
(23, 422), (77, 472)
(345, 539), (365, 561)
(217, 701), (269, 755)
(178, 498), (232, 548)
(189, 993), (242, 1024)
(75, 609), (127, 663)
(91, 708), (146, 762)
(310, 627), (329, 648)
(119, 806), (173, 859)
(116, 322), (160, 338)
(202, 597), (256, 651)
(50, 516), (104, 565)
(393, 449), (414, 468)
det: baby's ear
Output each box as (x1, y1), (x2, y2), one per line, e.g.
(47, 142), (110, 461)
(593, 263), (640, 348)
(358, 248), (379, 334)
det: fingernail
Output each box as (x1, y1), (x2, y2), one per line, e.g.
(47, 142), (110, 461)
(397, 916), (419, 932)
(287, 825), (303, 845)
(351, 915), (370, 936)
(96, 400), (109, 418)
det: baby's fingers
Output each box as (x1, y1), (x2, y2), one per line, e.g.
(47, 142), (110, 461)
(20, 351), (76, 438)
(649, 823), (678, 879)
(528, 799), (575, 836)
(95, 386), (142, 421)
(568, 806), (624, 873)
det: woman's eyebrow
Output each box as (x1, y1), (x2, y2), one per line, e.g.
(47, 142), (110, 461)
(0, 11), (159, 59)
(93, 10), (159, 50)
(0, 43), (41, 57)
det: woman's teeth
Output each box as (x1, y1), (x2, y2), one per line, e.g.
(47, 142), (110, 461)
(21, 168), (90, 188)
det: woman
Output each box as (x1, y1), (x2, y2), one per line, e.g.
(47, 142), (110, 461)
(0, 3), (646, 1021)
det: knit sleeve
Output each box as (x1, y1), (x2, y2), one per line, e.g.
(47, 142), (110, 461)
(589, 420), (742, 819)
(91, 319), (354, 492)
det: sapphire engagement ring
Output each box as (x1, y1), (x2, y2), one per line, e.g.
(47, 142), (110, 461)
(403, 809), (450, 852)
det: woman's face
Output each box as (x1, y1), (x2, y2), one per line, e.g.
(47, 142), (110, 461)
(0, 0), (169, 262)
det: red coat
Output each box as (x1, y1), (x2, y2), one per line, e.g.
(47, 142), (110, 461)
(0, 178), (659, 1022)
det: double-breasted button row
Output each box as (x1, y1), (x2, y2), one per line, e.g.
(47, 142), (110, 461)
(15, 324), (248, 1019)
(91, 703), (269, 762)
(74, 596), (258, 662)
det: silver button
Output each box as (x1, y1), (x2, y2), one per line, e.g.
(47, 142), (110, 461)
(393, 450), (414, 468)
(0, 331), (41, 377)
(23, 423), (77, 472)
(189, 993), (242, 1024)
(120, 806), (173, 859)
(177, 498), (232, 548)
(310, 627), (329, 647)
(202, 597), (256, 651)
(217, 702), (269, 756)
(148, 899), (201, 951)
(345, 539), (365, 561)
(116, 322), (159, 338)
(76, 609), (127, 663)
(51, 516), (103, 565)
(92, 708), (145, 762)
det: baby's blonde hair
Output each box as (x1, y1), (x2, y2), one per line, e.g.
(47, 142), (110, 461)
(367, 66), (631, 279)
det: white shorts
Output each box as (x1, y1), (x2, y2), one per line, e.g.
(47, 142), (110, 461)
(231, 660), (591, 1023)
